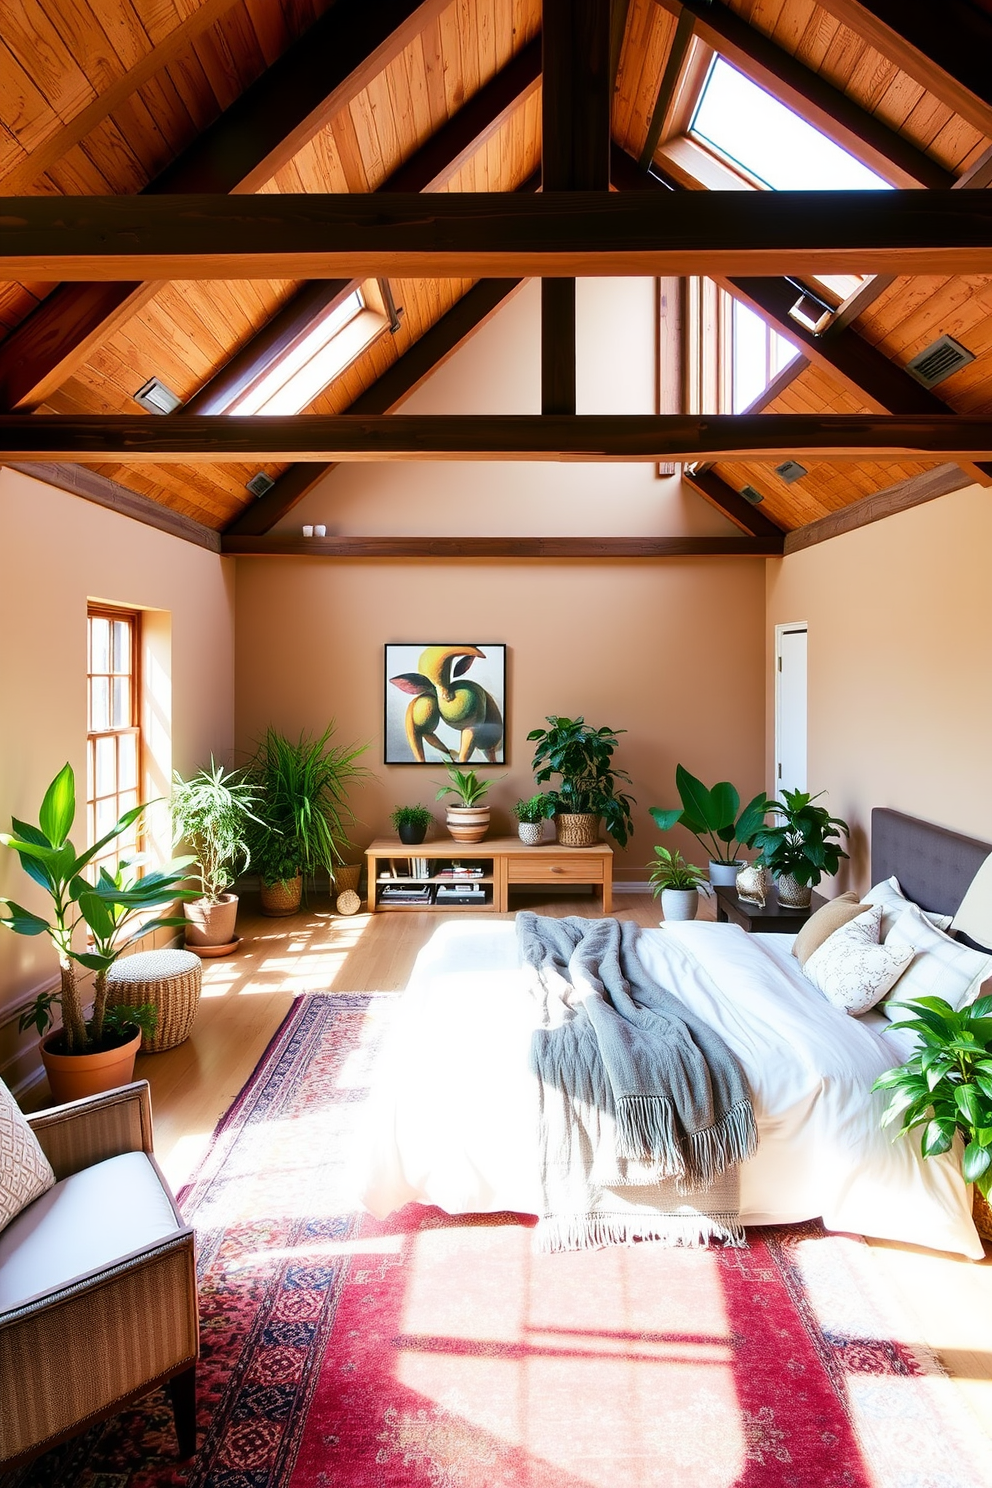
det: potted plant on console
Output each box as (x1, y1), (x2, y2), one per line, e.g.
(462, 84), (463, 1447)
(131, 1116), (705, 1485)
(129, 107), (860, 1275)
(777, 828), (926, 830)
(435, 766), (497, 844)
(512, 793), (553, 846)
(1, 763), (194, 1101)
(390, 804), (433, 846)
(171, 757), (260, 952)
(749, 787), (849, 908)
(647, 846), (708, 922)
(650, 766), (768, 888)
(527, 716), (635, 848)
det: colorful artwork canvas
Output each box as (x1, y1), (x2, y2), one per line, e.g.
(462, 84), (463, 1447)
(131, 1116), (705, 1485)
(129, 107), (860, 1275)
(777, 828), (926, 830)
(384, 644), (506, 764)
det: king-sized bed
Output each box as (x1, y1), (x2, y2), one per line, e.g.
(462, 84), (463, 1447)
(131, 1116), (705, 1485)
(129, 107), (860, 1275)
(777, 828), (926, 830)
(359, 809), (992, 1260)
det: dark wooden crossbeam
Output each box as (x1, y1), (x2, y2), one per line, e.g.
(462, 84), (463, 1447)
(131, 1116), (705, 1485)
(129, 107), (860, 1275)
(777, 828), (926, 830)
(0, 0), (450, 412)
(221, 535), (783, 557)
(4, 192), (991, 279)
(652, 0), (953, 189)
(6, 414), (992, 462)
(783, 463), (975, 553)
(818, 0), (992, 143)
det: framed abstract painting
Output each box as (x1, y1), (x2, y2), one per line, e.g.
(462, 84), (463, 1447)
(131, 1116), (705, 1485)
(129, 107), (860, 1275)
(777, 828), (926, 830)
(384, 643), (506, 765)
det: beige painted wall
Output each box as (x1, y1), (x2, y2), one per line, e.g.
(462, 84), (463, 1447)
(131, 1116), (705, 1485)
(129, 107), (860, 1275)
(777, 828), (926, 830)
(766, 482), (992, 892)
(235, 556), (768, 882)
(0, 468), (235, 1087)
(273, 278), (738, 539)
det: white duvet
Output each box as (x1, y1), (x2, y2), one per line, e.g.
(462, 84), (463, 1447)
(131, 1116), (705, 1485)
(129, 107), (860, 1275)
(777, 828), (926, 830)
(360, 918), (983, 1259)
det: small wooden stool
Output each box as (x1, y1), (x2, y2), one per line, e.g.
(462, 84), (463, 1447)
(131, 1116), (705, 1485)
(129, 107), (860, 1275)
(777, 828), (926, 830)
(106, 949), (202, 1053)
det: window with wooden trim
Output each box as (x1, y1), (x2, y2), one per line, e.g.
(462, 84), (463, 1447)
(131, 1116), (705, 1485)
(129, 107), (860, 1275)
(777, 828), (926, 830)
(684, 277), (799, 415)
(86, 607), (140, 876)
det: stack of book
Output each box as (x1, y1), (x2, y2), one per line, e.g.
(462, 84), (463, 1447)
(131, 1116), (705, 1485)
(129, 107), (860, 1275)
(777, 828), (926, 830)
(435, 882), (488, 906)
(378, 883), (434, 906)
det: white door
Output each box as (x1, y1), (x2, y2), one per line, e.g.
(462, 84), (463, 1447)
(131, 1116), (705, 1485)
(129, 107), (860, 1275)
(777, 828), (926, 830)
(775, 624), (807, 795)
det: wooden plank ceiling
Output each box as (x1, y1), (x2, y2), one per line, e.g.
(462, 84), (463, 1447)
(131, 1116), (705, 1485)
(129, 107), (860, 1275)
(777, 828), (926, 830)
(1, 0), (991, 538)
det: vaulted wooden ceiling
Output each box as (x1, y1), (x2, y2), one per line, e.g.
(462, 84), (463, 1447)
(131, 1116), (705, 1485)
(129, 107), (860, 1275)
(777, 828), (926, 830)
(1, 0), (991, 555)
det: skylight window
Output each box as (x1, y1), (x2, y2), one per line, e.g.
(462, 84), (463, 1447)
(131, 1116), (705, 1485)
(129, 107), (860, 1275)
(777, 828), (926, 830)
(690, 57), (892, 193)
(229, 290), (389, 416)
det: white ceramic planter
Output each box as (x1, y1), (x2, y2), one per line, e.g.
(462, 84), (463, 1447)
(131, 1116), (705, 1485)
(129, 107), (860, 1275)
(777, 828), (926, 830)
(709, 859), (745, 888)
(660, 888), (699, 922)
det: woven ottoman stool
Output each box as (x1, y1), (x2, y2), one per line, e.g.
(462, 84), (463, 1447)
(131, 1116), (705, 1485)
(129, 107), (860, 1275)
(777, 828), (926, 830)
(106, 948), (202, 1053)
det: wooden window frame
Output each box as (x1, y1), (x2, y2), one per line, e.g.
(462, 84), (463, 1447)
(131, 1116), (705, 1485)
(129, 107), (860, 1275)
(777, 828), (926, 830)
(86, 604), (142, 878)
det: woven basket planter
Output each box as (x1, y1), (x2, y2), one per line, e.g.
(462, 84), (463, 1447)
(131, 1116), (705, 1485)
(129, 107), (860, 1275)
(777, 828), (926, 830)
(555, 813), (601, 848)
(260, 875), (303, 916)
(106, 948), (202, 1053)
(974, 1186), (992, 1242)
(334, 864), (362, 895)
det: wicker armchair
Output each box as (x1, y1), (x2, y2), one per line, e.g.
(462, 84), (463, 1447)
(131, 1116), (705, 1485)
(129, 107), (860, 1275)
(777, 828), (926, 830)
(0, 1082), (198, 1469)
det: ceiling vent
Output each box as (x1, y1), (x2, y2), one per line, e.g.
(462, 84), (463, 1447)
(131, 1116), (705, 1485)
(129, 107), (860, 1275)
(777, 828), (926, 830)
(774, 460), (808, 484)
(906, 334), (975, 388)
(246, 471), (275, 498)
(133, 377), (182, 414)
(740, 484), (765, 505)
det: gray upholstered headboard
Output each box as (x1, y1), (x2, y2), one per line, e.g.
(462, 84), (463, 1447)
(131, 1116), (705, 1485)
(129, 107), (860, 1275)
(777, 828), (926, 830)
(871, 808), (992, 932)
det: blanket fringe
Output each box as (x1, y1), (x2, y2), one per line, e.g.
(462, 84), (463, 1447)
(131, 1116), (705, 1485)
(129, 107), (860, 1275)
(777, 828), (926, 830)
(614, 1094), (683, 1176)
(681, 1100), (759, 1193)
(537, 1211), (748, 1253)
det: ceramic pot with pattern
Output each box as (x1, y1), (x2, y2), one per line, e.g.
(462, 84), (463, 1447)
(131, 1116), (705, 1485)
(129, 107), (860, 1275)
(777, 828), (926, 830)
(775, 872), (812, 908)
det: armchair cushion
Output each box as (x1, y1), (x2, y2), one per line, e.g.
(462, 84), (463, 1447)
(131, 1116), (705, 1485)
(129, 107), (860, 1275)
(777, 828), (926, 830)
(0, 1151), (181, 1311)
(0, 1079), (54, 1231)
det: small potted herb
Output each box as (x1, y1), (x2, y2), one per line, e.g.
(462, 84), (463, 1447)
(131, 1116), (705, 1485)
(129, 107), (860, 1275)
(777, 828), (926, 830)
(750, 787), (849, 908)
(435, 766), (499, 843)
(511, 793), (552, 846)
(390, 804), (433, 845)
(647, 846), (708, 922)
(650, 766), (769, 888)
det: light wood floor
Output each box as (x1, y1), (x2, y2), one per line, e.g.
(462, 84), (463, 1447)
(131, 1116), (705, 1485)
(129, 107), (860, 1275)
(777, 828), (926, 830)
(123, 890), (992, 1444)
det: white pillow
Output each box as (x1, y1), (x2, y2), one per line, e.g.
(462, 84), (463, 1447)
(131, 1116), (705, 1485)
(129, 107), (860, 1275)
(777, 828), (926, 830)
(951, 852), (992, 951)
(881, 902), (992, 1025)
(0, 1078), (55, 1230)
(863, 875), (953, 939)
(803, 905), (915, 1017)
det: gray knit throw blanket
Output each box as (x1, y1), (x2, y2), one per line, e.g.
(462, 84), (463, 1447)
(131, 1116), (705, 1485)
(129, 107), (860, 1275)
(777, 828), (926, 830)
(518, 913), (758, 1252)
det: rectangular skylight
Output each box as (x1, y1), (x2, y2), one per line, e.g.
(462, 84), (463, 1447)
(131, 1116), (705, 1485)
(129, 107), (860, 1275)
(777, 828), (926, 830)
(230, 290), (389, 416)
(690, 57), (893, 192)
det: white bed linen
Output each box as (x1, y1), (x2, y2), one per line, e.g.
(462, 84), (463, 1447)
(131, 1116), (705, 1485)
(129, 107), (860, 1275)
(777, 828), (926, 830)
(360, 919), (982, 1259)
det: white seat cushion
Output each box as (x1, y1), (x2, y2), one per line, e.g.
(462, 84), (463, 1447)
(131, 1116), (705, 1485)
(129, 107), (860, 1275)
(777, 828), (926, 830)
(0, 1151), (182, 1311)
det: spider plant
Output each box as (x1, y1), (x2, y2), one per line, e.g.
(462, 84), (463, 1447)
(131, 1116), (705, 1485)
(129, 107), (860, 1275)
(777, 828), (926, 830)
(171, 758), (261, 903)
(248, 725), (371, 885)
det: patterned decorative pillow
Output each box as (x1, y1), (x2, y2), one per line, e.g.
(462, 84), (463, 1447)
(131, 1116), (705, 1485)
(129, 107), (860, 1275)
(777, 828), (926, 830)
(882, 903), (992, 1026)
(0, 1077), (55, 1231)
(803, 905), (915, 1017)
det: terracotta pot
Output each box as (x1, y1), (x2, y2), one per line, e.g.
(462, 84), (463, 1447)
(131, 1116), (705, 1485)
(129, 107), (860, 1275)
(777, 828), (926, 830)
(184, 892), (239, 948)
(41, 1028), (141, 1104)
(260, 875), (303, 916)
(517, 822), (543, 845)
(775, 872), (812, 908)
(555, 813), (600, 848)
(446, 806), (490, 843)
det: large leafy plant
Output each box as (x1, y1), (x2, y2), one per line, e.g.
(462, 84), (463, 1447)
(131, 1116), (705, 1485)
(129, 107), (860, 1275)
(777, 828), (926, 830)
(0, 764), (194, 1053)
(874, 994), (992, 1199)
(171, 758), (261, 903)
(248, 724), (371, 883)
(750, 787), (849, 888)
(527, 716), (636, 848)
(650, 765), (768, 867)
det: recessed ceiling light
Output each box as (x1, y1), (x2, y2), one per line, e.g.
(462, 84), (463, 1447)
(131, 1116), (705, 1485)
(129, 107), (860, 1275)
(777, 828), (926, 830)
(775, 460), (808, 484)
(133, 377), (182, 414)
(246, 472), (275, 498)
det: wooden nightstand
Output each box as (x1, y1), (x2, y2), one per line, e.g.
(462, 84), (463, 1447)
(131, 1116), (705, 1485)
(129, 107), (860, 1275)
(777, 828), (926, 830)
(714, 885), (827, 934)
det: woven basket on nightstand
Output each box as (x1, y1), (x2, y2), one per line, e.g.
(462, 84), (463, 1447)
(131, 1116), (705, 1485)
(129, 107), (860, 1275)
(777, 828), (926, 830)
(106, 948), (202, 1053)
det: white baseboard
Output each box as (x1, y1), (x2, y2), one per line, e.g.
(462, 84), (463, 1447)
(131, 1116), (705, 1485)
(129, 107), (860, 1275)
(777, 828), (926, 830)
(614, 881), (652, 893)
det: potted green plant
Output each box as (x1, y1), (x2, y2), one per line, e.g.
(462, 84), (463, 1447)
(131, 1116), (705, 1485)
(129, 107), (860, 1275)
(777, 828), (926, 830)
(527, 716), (635, 848)
(749, 787), (849, 908)
(435, 766), (498, 843)
(1, 763), (193, 1100)
(249, 724), (371, 916)
(512, 793), (553, 846)
(647, 846), (708, 922)
(171, 758), (260, 951)
(650, 765), (769, 887)
(390, 804), (433, 846)
(873, 993), (992, 1237)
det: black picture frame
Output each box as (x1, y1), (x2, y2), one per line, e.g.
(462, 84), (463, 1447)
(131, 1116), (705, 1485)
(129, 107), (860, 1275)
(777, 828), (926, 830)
(384, 643), (507, 765)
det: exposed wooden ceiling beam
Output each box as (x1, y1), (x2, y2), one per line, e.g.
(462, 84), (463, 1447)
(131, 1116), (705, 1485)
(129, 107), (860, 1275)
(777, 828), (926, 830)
(221, 535), (783, 558)
(652, 0), (954, 189)
(187, 43), (542, 415)
(6, 413), (992, 463)
(783, 463), (977, 553)
(4, 191), (992, 279)
(816, 0), (992, 143)
(680, 465), (785, 537)
(2, 462), (220, 551)
(224, 277), (527, 535)
(0, 0), (451, 412)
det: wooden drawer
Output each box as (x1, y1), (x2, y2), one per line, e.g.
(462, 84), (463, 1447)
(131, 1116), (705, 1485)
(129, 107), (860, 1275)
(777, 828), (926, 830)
(506, 855), (606, 884)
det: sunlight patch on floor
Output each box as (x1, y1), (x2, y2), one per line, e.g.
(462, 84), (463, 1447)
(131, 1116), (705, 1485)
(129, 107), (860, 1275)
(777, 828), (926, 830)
(159, 1129), (213, 1190)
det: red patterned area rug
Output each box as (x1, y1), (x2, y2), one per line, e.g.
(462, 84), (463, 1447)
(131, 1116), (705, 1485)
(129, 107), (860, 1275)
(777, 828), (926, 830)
(5, 992), (992, 1488)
